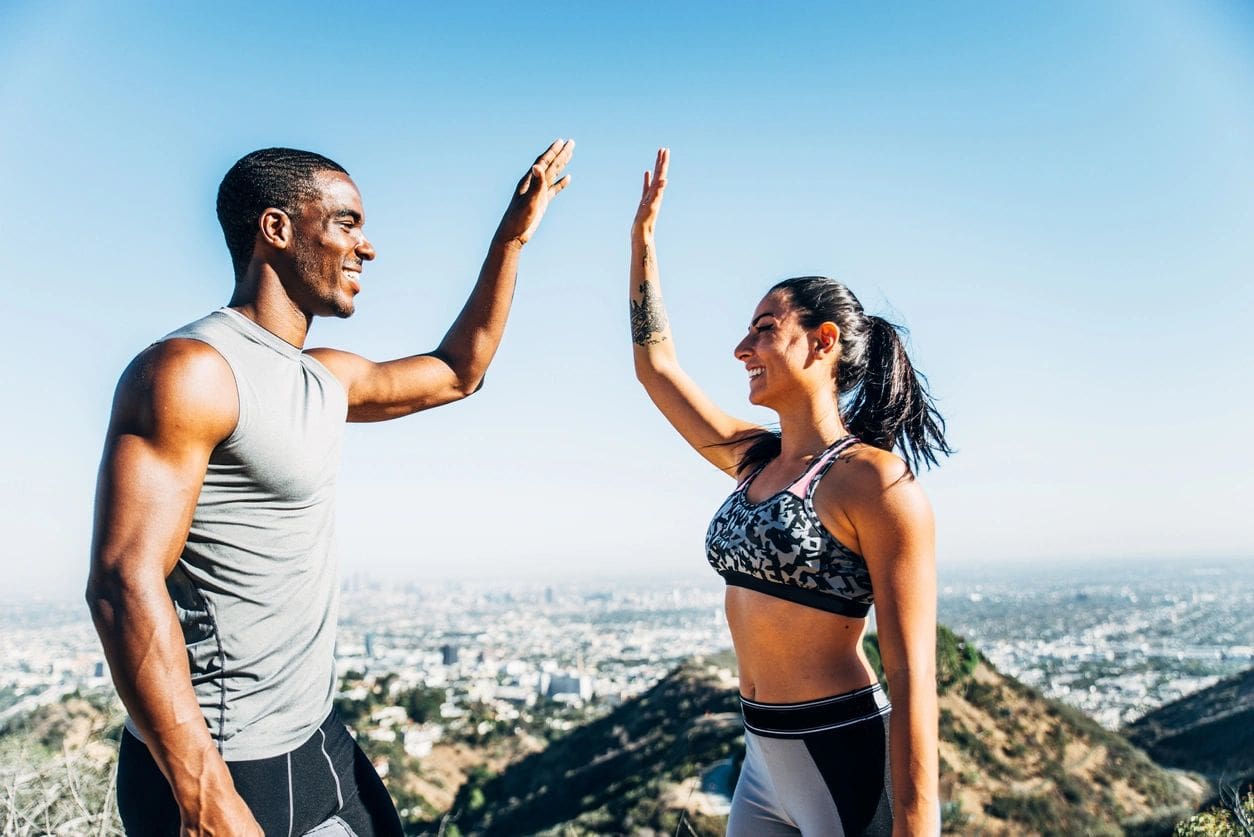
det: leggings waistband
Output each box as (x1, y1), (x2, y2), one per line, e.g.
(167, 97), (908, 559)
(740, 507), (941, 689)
(740, 683), (891, 738)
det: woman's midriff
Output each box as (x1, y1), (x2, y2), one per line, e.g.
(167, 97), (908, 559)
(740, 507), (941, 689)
(726, 586), (877, 702)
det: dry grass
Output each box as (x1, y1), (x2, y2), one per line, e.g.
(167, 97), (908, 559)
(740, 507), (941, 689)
(0, 738), (122, 836)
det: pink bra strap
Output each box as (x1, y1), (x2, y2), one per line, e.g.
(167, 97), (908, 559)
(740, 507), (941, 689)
(735, 467), (764, 491)
(788, 437), (858, 499)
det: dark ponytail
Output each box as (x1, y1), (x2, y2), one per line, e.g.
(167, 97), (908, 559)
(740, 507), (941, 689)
(736, 277), (951, 476)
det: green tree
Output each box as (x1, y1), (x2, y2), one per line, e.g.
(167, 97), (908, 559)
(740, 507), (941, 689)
(399, 685), (446, 724)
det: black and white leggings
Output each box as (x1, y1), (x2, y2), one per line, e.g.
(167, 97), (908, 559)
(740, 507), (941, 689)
(117, 710), (403, 837)
(728, 684), (895, 836)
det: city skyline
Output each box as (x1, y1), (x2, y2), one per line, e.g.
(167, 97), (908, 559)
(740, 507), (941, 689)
(5, 556), (1251, 729)
(3, 1), (1252, 596)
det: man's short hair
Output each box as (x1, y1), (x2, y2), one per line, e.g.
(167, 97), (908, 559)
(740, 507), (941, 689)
(216, 148), (348, 277)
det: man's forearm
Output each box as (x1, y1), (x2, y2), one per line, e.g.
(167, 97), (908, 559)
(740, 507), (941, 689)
(433, 234), (525, 392)
(87, 571), (237, 811)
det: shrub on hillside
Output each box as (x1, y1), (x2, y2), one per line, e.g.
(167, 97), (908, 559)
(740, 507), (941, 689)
(986, 790), (1113, 836)
(1174, 789), (1254, 836)
(862, 624), (980, 694)
(936, 625), (982, 692)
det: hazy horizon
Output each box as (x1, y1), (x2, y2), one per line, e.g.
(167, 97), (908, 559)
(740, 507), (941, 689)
(9, 551), (1251, 604)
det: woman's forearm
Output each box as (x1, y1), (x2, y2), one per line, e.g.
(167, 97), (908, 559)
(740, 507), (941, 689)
(888, 676), (940, 835)
(629, 234), (678, 372)
(629, 149), (677, 375)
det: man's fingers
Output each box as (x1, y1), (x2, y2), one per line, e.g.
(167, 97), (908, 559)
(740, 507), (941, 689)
(517, 165), (542, 196)
(533, 138), (565, 170)
(545, 139), (575, 181)
(656, 147), (670, 181)
(549, 174), (572, 197)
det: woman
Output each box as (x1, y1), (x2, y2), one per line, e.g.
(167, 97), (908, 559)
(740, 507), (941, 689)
(629, 149), (950, 836)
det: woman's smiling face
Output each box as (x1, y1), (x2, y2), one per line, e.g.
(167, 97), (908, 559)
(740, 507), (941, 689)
(734, 290), (833, 408)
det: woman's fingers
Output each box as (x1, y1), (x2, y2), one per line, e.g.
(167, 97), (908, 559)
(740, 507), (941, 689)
(634, 148), (670, 231)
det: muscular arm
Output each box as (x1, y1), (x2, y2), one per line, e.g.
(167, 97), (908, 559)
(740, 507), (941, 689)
(86, 340), (261, 835)
(308, 236), (525, 421)
(833, 451), (939, 835)
(629, 148), (761, 475)
(309, 139), (574, 422)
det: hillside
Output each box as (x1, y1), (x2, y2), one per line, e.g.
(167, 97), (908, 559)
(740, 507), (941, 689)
(933, 656), (1201, 834)
(431, 653), (743, 836)
(1124, 666), (1254, 783)
(0, 689), (123, 836)
(441, 628), (1204, 836)
(0, 633), (1214, 836)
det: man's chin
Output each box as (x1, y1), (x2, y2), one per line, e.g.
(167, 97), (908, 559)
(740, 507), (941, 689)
(325, 295), (356, 319)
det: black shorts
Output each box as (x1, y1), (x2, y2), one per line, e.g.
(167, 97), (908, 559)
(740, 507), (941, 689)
(729, 684), (895, 836)
(118, 710), (403, 836)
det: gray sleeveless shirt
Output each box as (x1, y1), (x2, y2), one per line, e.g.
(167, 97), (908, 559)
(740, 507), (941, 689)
(126, 308), (348, 760)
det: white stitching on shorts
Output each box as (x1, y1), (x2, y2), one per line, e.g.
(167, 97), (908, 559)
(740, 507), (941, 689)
(742, 704), (891, 736)
(286, 752), (294, 837)
(739, 683), (882, 710)
(319, 727), (344, 811)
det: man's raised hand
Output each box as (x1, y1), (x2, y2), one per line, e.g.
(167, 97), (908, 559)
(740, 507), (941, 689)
(496, 139), (575, 247)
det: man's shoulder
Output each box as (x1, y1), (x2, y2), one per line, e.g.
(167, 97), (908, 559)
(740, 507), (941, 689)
(111, 336), (238, 442)
(133, 309), (237, 398)
(139, 336), (233, 380)
(160, 308), (232, 343)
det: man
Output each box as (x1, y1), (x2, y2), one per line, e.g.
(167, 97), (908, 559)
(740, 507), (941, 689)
(86, 141), (574, 836)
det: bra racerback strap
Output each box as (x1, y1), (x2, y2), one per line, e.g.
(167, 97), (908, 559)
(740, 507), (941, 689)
(792, 436), (860, 500)
(736, 464), (766, 491)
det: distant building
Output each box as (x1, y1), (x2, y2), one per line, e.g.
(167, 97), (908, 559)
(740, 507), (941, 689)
(495, 685), (537, 706)
(441, 644), (460, 666)
(540, 671), (594, 702)
(404, 726), (441, 758)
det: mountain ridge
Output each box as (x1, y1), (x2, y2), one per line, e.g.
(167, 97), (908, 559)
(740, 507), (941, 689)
(1125, 666), (1254, 783)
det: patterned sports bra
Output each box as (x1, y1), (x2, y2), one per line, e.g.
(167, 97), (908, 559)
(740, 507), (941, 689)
(705, 436), (874, 618)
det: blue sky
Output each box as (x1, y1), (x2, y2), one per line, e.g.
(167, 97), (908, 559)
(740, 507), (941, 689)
(2, 1), (1251, 595)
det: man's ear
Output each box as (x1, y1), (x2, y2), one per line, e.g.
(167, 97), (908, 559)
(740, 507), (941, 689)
(258, 207), (293, 250)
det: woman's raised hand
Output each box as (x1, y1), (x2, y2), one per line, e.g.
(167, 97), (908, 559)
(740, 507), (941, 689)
(632, 147), (669, 241)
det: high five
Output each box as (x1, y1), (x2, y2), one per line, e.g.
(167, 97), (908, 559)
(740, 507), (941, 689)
(629, 148), (950, 836)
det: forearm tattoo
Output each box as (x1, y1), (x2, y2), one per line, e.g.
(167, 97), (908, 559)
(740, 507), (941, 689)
(642, 242), (657, 274)
(630, 280), (670, 346)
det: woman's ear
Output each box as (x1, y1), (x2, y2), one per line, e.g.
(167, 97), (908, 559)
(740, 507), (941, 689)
(817, 321), (841, 357)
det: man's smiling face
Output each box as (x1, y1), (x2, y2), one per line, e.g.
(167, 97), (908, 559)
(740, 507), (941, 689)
(288, 170), (376, 319)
